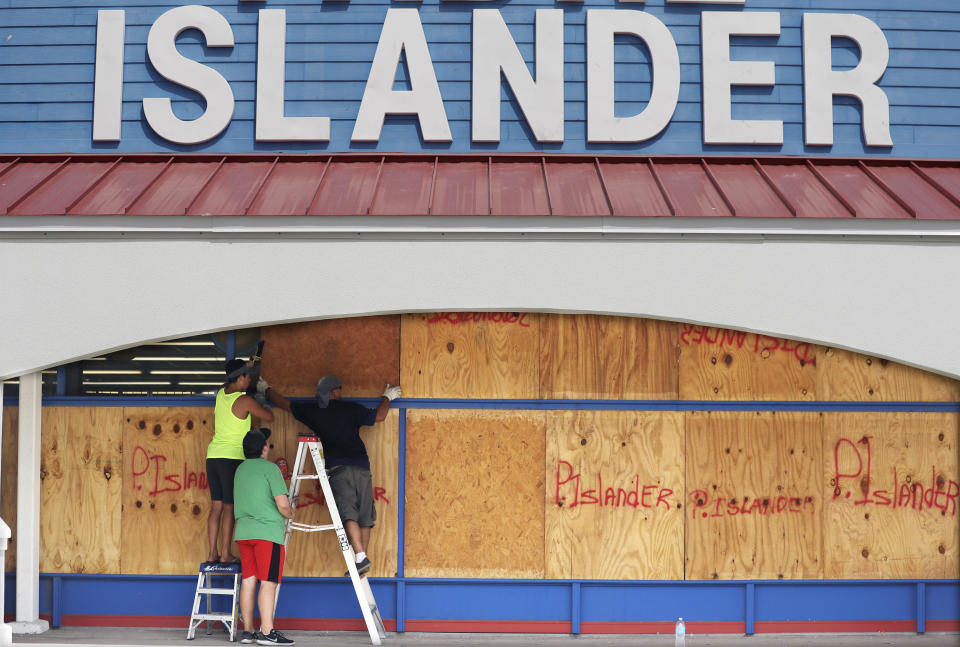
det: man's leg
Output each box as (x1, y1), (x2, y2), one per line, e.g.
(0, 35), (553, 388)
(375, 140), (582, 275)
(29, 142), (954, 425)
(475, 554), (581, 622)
(207, 500), (224, 562)
(355, 469), (375, 560)
(257, 581), (278, 635)
(344, 520), (363, 555)
(219, 504), (236, 561)
(239, 576), (258, 633)
(359, 526), (371, 554)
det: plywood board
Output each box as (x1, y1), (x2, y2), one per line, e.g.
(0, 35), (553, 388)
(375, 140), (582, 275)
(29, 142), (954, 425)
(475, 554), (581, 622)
(282, 408), (399, 578)
(818, 348), (960, 401)
(540, 315), (679, 400)
(685, 411), (823, 580)
(544, 411), (684, 580)
(257, 409), (296, 482)
(2, 406), (17, 573)
(823, 412), (959, 579)
(405, 410), (546, 578)
(120, 407), (214, 575)
(400, 313), (540, 399)
(40, 408), (123, 573)
(678, 325), (820, 400)
(261, 316), (401, 397)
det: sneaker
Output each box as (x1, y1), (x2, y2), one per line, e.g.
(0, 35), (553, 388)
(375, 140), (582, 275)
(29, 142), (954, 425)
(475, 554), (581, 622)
(256, 629), (294, 645)
(356, 556), (371, 575)
(344, 557), (372, 578)
(240, 631), (256, 644)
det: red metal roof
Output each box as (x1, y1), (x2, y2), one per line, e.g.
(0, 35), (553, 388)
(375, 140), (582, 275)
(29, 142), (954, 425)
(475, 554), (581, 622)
(1, 154), (958, 219)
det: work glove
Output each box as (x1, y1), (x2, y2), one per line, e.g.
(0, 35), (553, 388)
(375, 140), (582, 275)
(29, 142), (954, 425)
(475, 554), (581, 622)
(256, 377), (270, 395)
(382, 384), (402, 401)
(254, 392), (269, 408)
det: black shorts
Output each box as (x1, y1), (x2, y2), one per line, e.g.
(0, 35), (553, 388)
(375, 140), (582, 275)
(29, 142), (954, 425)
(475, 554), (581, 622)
(206, 458), (243, 504)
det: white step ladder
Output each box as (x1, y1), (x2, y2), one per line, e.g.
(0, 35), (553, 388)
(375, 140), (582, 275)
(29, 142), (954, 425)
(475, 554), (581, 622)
(187, 561), (241, 641)
(283, 435), (387, 646)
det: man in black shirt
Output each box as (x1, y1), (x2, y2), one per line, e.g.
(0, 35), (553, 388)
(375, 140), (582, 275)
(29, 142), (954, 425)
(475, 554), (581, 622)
(258, 375), (400, 575)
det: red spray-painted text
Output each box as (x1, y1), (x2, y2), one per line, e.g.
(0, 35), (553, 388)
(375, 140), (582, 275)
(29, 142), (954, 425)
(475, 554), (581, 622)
(555, 460), (674, 510)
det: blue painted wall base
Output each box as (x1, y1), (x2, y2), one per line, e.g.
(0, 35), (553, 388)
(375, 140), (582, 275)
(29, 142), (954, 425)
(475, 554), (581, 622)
(3, 574), (957, 635)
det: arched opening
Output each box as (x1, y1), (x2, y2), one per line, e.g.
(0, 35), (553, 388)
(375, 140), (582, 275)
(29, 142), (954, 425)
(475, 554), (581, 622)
(3, 312), (957, 632)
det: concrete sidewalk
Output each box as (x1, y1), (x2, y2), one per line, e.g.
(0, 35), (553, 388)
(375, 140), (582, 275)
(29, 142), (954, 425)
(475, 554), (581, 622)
(8, 627), (960, 647)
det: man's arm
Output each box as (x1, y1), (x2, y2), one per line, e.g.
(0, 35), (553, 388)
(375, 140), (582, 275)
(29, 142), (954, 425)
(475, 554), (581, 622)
(233, 394), (274, 422)
(374, 397), (390, 423)
(257, 377), (293, 413)
(275, 494), (294, 519)
(375, 384), (402, 423)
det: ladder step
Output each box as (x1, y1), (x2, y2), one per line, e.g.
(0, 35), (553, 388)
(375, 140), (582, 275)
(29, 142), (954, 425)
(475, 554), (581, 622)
(293, 474), (320, 480)
(289, 522), (336, 532)
(191, 613), (234, 622)
(199, 562), (241, 574)
(196, 587), (237, 595)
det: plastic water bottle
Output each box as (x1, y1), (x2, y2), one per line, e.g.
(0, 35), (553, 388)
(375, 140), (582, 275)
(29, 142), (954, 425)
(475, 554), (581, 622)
(674, 617), (686, 647)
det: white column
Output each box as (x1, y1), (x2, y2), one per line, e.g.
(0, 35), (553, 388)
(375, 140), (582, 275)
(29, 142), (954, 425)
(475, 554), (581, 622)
(13, 372), (48, 635)
(0, 380), (3, 510)
(0, 381), (10, 644)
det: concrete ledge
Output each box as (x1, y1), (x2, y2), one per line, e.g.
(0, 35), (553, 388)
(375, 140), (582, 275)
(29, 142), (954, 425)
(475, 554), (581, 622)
(11, 619), (50, 635)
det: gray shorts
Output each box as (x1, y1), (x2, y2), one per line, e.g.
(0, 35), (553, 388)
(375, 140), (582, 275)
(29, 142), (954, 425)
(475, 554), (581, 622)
(328, 465), (376, 528)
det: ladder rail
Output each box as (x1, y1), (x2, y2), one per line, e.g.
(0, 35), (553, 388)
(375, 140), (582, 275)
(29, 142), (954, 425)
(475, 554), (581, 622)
(187, 571), (204, 640)
(273, 439), (311, 619)
(307, 441), (384, 644)
(281, 440), (311, 549)
(278, 436), (386, 646)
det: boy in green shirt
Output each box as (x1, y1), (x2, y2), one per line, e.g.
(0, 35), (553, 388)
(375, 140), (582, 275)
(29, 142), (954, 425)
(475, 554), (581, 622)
(234, 428), (295, 646)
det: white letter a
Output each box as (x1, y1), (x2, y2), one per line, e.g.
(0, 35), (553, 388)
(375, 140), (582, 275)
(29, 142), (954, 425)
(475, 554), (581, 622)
(352, 9), (451, 142)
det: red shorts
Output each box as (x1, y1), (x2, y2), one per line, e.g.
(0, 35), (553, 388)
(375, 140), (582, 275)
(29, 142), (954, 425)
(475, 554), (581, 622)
(237, 539), (285, 584)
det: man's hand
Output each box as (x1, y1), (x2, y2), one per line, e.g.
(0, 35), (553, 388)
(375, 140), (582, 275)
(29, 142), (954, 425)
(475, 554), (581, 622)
(256, 377), (270, 395)
(382, 384), (402, 401)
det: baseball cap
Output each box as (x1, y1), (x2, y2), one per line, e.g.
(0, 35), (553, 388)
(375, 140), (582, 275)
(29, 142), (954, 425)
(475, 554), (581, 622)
(315, 375), (342, 408)
(225, 358), (256, 381)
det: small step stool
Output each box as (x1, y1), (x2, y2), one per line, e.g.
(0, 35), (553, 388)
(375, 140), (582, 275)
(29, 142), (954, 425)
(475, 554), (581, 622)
(187, 561), (241, 641)
(283, 435), (387, 646)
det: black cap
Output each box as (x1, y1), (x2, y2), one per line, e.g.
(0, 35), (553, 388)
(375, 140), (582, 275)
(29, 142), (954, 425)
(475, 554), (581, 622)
(242, 427), (272, 458)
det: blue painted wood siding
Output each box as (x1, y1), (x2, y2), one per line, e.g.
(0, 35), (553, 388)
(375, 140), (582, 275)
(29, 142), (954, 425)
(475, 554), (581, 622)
(0, 0), (957, 156)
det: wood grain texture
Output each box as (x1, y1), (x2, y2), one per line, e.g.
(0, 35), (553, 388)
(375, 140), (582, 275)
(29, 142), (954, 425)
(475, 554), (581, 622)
(400, 313), (540, 399)
(39, 408), (123, 574)
(261, 316), (401, 398)
(120, 407), (214, 575)
(544, 411), (684, 580)
(822, 412), (959, 579)
(685, 411), (823, 580)
(281, 408), (399, 578)
(678, 325), (821, 400)
(404, 410), (546, 578)
(540, 315), (679, 400)
(817, 348), (960, 401)
(2, 406), (17, 573)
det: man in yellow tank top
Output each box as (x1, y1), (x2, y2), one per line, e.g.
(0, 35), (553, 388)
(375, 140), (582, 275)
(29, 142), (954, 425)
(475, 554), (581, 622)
(207, 358), (274, 564)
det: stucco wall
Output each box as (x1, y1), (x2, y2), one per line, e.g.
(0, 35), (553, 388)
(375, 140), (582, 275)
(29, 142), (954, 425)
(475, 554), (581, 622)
(3, 231), (960, 379)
